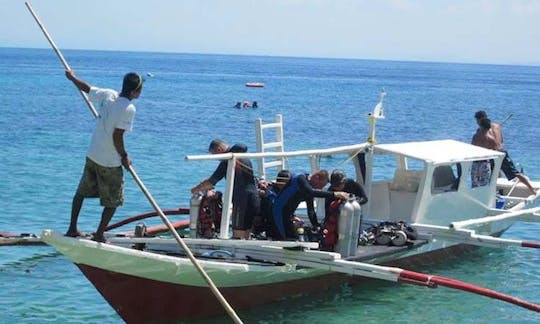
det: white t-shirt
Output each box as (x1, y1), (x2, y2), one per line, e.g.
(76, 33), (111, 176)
(86, 87), (136, 167)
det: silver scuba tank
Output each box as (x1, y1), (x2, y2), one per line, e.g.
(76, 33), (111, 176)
(189, 194), (202, 238)
(349, 198), (362, 256)
(335, 199), (356, 257)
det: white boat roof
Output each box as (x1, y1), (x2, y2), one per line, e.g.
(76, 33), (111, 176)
(374, 139), (505, 164)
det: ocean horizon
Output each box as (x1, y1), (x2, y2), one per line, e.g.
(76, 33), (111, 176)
(5, 45), (540, 68)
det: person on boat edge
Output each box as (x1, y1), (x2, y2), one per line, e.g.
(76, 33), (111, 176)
(191, 139), (260, 239)
(64, 70), (143, 243)
(324, 170), (368, 218)
(254, 170), (290, 238)
(471, 118), (496, 187)
(474, 111), (537, 194)
(268, 169), (349, 240)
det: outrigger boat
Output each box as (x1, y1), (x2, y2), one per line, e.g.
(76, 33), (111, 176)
(40, 93), (540, 323)
(22, 4), (540, 322)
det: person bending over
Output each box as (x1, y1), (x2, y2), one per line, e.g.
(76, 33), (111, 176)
(269, 169), (349, 240)
(324, 169), (368, 220)
(191, 139), (260, 239)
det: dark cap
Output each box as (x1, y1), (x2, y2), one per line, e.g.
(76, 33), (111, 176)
(228, 143), (248, 153)
(474, 110), (487, 119)
(275, 169), (291, 185)
(330, 170), (346, 186)
(122, 72), (144, 93)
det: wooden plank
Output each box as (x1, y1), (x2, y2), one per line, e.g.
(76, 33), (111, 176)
(108, 236), (319, 249)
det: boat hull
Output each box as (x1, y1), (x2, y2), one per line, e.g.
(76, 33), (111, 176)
(78, 264), (348, 323)
(76, 242), (477, 323)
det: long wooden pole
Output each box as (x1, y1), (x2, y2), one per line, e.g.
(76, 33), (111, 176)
(127, 166), (242, 323)
(25, 2), (99, 118)
(25, 2), (242, 323)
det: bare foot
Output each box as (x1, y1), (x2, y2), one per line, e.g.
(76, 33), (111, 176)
(91, 234), (107, 243)
(65, 230), (85, 237)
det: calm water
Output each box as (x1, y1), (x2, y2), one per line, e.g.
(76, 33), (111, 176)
(1, 47), (539, 323)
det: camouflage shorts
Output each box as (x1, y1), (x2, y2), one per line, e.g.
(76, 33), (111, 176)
(76, 157), (124, 207)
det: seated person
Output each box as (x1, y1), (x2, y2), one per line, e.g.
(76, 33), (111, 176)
(268, 169), (349, 240)
(254, 171), (289, 238)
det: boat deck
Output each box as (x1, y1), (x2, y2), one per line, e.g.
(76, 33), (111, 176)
(349, 239), (428, 262)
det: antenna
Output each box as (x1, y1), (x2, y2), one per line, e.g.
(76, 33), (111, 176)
(371, 88), (386, 119)
(367, 88), (386, 143)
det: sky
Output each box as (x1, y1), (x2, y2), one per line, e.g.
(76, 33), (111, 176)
(2, 0), (540, 66)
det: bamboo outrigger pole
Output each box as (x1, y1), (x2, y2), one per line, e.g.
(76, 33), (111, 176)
(241, 245), (540, 312)
(24, 2), (242, 323)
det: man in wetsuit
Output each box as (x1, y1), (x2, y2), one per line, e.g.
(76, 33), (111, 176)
(270, 169), (349, 240)
(191, 139), (260, 239)
(325, 170), (368, 218)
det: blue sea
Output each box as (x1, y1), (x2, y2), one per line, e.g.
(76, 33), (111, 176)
(1, 47), (539, 323)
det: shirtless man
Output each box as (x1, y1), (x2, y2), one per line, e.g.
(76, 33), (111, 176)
(474, 111), (536, 194)
(472, 117), (498, 150)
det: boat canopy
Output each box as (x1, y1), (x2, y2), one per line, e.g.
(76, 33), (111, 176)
(374, 140), (505, 165)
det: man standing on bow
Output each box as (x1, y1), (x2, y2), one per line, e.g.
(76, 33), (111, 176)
(65, 70), (143, 242)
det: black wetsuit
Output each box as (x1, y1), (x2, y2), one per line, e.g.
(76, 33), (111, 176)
(271, 173), (335, 240)
(324, 178), (368, 225)
(209, 144), (260, 231)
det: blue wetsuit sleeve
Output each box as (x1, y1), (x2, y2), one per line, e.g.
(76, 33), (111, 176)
(297, 175), (334, 199)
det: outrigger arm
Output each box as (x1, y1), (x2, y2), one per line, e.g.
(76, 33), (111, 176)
(413, 222), (540, 249)
(240, 245), (540, 313)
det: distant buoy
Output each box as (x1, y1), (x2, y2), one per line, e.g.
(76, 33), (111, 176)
(246, 82), (264, 88)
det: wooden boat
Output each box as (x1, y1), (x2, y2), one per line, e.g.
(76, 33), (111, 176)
(41, 93), (540, 322)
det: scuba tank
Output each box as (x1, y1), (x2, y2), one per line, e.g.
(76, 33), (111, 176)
(189, 193), (202, 238)
(349, 198), (362, 256)
(335, 199), (358, 257)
